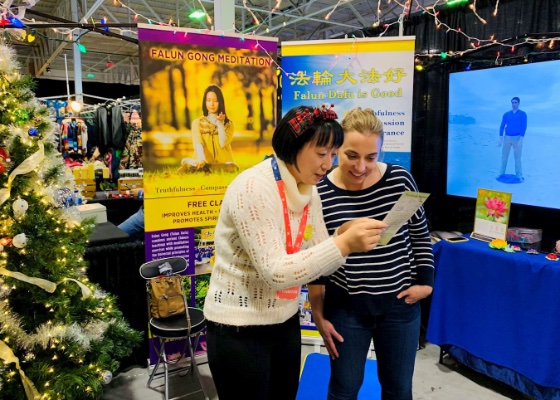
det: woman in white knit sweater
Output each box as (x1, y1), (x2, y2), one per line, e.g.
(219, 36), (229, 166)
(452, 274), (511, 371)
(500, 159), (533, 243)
(203, 105), (388, 400)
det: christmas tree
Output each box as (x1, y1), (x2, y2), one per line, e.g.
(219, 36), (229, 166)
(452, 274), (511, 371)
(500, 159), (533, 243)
(0, 43), (141, 399)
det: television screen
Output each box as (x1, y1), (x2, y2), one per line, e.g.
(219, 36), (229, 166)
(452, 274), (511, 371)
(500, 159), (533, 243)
(447, 59), (560, 209)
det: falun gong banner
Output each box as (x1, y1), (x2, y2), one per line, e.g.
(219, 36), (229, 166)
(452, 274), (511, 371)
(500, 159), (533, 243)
(282, 37), (415, 341)
(281, 37), (415, 170)
(138, 24), (278, 269)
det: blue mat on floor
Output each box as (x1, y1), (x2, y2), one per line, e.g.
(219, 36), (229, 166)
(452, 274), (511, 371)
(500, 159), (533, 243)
(296, 353), (381, 400)
(496, 174), (524, 184)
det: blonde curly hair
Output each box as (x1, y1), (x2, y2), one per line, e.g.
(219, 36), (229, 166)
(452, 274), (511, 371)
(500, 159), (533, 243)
(341, 107), (384, 143)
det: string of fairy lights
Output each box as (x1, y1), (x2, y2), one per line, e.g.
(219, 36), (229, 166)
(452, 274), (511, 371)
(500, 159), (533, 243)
(0, 0), (499, 49)
(0, 0), (559, 72)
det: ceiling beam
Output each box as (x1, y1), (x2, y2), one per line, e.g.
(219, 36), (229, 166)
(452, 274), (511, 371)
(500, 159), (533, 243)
(36, 41), (68, 78)
(199, 0), (360, 31)
(23, 9), (138, 44)
(104, 56), (133, 72)
(287, 0), (305, 16)
(51, 0), (70, 17)
(82, 0), (106, 21)
(264, 0), (362, 34)
(345, 1), (369, 27)
(384, 2), (405, 21)
(139, 0), (163, 23)
(180, 0), (194, 13)
(270, 0), (411, 40)
(101, 5), (120, 23)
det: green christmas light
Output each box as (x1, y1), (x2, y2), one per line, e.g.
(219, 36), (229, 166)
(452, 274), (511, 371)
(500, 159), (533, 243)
(77, 43), (87, 53)
(188, 10), (206, 20)
(446, 0), (468, 6)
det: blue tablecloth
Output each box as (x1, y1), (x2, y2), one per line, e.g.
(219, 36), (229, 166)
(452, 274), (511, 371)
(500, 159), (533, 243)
(427, 238), (560, 399)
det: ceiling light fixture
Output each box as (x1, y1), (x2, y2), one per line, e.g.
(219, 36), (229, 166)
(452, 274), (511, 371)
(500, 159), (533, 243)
(70, 100), (82, 112)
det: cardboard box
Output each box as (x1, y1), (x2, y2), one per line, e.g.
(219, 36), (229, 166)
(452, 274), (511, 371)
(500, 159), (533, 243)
(76, 203), (107, 224)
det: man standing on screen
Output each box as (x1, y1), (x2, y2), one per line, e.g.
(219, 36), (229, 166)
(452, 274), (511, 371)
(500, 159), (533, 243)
(498, 96), (527, 182)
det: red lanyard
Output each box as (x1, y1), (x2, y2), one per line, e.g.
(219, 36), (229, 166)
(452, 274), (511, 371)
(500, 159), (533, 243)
(271, 156), (308, 253)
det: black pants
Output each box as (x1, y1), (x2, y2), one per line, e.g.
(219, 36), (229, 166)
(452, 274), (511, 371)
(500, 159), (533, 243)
(206, 313), (301, 400)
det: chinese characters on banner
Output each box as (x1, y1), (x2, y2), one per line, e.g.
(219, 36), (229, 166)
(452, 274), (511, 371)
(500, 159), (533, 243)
(281, 37), (415, 170)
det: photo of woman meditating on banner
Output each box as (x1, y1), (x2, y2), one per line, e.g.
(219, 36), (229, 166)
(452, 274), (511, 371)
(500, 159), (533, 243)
(178, 84), (238, 174)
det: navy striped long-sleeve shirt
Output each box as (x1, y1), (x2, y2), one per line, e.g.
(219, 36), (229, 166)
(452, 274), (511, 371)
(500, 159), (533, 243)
(317, 164), (434, 316)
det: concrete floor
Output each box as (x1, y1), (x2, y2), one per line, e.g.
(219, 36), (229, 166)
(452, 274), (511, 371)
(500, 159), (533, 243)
(101, 342), (530, 400)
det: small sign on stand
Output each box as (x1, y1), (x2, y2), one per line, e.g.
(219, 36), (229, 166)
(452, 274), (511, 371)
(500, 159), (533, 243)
(471, 188), (512, 242)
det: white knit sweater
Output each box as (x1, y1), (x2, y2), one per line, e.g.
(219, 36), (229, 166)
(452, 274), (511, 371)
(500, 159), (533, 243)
(203, 157), (345, 326)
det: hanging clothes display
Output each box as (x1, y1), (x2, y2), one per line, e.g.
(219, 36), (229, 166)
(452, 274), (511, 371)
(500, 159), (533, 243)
(59, 117), (87, 157)
(119, 124), (143, 170)
(112, 104), (125, 149)
(95, 104), (126, 152)
(95, 106), (110, 152)
(78, 120), (88, 152)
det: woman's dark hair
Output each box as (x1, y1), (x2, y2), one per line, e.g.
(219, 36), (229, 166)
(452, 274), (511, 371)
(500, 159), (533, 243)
(202, 84), (230, 124)
(272, 105), (344, 167)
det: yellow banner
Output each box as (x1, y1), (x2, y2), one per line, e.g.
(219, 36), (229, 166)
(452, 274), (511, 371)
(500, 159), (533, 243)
(144, 195), (223, 231)
(281, 36), (416, 168)
(282, 37), (415, 56)
(139, 27), (277, 261)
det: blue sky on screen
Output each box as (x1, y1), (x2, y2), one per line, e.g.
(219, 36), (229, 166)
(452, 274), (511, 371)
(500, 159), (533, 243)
(449, 59), (560, 134)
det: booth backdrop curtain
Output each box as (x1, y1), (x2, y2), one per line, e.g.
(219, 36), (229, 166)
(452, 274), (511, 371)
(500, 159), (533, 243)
(363, 0), (560, 233)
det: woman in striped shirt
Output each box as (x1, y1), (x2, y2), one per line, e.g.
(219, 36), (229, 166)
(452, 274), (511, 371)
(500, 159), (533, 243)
(309, 107), (434, 400)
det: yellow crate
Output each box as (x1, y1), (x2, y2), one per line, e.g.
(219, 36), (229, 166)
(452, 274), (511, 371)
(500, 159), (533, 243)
(75, 179), (95, 188)
(75, 178), (96, 198)
(118, 177), (143, 193)
(82, 190), (96, 198)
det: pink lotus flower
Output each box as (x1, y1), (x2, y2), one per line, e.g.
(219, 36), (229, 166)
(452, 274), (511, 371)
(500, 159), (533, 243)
(484, 197), (507, 219)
